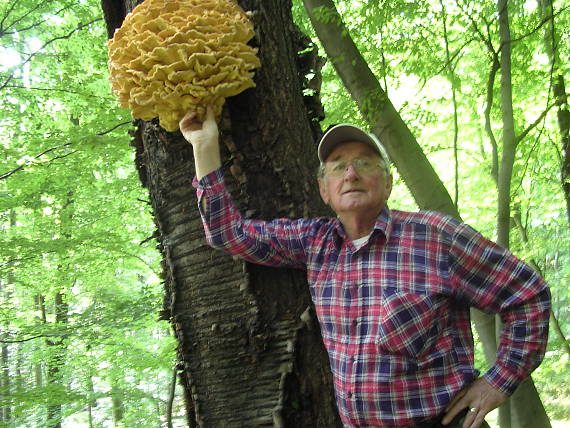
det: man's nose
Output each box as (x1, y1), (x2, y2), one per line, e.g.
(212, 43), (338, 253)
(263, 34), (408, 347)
(343, 163), (360, 180)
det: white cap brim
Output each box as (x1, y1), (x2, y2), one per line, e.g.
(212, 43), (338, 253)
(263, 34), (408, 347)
(317, 123), (390, 166)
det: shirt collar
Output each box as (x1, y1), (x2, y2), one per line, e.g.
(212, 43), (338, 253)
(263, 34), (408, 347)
(374, 205), (392, 241)
(332, 205), (393, 243)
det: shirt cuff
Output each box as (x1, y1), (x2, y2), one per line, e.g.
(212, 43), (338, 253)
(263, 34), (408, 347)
(483, 365), (520, 396)
(192, 167), (226, 193)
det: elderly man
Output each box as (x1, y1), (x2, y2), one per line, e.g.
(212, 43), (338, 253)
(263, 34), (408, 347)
(180, 108), (550, 428)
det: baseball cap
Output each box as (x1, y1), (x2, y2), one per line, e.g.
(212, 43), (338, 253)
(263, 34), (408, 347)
(317, 123), (390, 167)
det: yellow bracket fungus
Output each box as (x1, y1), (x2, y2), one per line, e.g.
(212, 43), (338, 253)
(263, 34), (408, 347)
(108, 0), (261, 132)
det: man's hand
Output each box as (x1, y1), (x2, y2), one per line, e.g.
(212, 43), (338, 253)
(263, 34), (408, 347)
(442, 378), (508, 428)
(179, 106), (221, 180)
(179, 106), (219, 148)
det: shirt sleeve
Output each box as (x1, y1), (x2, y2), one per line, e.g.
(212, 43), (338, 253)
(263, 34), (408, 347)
(447, 222), (551, 396)
(192, 167), (314, 269)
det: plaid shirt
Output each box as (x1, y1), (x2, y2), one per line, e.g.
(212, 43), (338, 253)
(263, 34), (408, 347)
(194, 168), (550, 427)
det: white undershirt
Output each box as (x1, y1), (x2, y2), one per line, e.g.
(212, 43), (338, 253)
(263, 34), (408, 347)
(351, 232), (373, 250)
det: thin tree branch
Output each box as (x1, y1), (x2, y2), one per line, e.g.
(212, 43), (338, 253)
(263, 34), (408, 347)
(0, 121), (131, 180)
(3, 84), (115, 101)
(5, 0), (52, 31)
(484, 54), (501, 185)
(456, 0), (498, 55)
(0, 0), (23, 33)
(439, 0), (460, 208)
(433, 36), (476, 77)
(97, 121), (132, 136)
(510, 5), (570, 44)
(0, 143), (72, 180)
(515, 102), (558, 146)
(0, 334), (46, 343)
(0, 17), (103, 90)
(0, 1), (74, 38)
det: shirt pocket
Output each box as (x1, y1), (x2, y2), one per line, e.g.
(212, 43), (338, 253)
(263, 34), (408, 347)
(375, 288), (440, 358)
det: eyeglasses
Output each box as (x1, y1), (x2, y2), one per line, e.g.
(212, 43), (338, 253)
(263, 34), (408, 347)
(324, 158), (384, 178)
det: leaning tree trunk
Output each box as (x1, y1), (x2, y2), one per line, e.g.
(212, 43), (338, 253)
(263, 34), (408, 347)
(101, 0), (341, 426)
(302, 0), (457, 217)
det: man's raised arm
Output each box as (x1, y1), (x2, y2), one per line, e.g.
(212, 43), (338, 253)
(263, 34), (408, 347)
(179, 107), (221, 180)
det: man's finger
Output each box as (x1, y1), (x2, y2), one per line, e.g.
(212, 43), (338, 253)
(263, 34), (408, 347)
(462, 406), (476, 428)
(442, 390), (467, 424)
(180, 112), (203, 135)
(205, 105), (215, 121)
(180, 110), (196, 126)
(442, 400), (466, 425)
(463, 407), (485, 428)
(445, 389), (466, 412)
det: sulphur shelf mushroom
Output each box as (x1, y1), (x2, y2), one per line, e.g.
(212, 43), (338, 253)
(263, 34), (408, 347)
(107, 0), (260, 132)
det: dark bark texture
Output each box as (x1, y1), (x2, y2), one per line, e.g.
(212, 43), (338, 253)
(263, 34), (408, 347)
(101, 0), (341, 426)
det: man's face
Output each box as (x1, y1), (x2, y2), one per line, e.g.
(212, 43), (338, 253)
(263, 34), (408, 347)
(318, 141), (392, 218)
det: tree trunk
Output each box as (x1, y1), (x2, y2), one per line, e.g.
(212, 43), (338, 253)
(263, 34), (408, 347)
(46, 291), (69, 428)
(0, 211), (16, 423)
(1, 338), (9, 424)
(166, 365), (177, 428)
(497, 1), (516, 425)
(538, 0), (570, 226)
(496, 2), (551, 427)
(497, 0), (516, 251)
(102, 0), (341, 426)
(46, 193), (73, 428)
(35, 293), (46, 389)
(439, 0), (460, 209)
(111, 379), (124, 426)
(85, 371), (96, 428)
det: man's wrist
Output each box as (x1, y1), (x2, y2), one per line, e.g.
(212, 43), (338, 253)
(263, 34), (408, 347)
(193, 144), (221, 180)
(483, 366), (518, 396)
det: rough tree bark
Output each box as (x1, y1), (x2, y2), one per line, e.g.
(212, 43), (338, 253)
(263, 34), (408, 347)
(102, 0), (341, 426)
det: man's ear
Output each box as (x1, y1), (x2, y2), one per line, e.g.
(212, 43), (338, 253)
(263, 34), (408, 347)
(318, 177), (330, 205)
(386, 173), (393, 199)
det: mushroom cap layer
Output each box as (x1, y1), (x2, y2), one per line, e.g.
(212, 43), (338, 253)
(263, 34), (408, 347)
(108, 0), (260, 132)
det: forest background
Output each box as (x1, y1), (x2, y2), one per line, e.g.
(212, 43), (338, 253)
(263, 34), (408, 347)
(0, 0), (568, 427)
